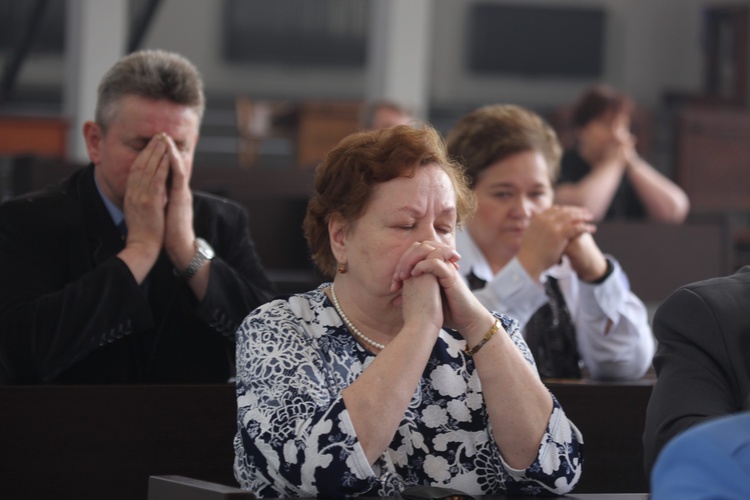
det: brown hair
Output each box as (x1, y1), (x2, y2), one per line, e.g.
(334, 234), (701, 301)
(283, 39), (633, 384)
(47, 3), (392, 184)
(571, 84), (633, 129)
(96, 49), (205, 134)
(304, 123), (475, 278)
(445, 104), (562, 185)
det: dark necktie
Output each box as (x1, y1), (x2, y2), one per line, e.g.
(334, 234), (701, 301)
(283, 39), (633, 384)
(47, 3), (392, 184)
(466, 270), (487, 291)
(525, 277), (581, 379)
(465, 269), (581, 378)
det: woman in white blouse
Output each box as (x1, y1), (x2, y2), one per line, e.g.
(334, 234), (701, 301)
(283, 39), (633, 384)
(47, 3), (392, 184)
(446, 104), (654, 381)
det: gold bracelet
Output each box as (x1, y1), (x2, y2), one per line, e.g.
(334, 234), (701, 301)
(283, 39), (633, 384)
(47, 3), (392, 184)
(464, 319), (501, 356)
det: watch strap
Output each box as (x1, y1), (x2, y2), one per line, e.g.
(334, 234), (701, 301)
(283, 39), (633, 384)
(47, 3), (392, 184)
(176, 238), (213, 281)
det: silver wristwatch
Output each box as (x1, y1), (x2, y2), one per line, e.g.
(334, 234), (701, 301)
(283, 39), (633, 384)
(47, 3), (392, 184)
(177, 237), (215, 281)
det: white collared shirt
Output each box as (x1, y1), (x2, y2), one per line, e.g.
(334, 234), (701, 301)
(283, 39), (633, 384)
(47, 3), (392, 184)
(455, 228), (655, 380)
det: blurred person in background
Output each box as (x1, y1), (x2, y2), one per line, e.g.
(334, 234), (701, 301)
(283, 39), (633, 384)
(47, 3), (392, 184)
(555, 84), (689, 223)
(446, 103), (654, 381)
(361, 99), (413, 130)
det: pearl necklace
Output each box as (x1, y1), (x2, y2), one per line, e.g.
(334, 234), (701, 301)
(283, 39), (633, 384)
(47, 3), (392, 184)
(330, 284), (385, 351)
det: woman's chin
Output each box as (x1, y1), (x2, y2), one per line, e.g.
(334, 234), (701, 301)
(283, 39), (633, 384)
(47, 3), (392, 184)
(500, 234), (523, 253)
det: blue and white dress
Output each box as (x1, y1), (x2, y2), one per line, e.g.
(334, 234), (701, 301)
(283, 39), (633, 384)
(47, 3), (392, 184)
(234, 284), (583, 497)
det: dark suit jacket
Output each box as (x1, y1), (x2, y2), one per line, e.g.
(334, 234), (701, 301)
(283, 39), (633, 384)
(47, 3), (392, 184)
(643, 266), (750, 474)
(0, 164), (276, 384)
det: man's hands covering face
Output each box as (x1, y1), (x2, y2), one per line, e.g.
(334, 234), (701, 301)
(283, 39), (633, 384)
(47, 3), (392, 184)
(121, 132), (197, 281)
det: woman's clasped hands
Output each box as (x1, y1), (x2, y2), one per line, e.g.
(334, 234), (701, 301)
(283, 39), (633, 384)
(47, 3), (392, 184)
(517, 204), (608, 283)
(390, 239), (498, 348)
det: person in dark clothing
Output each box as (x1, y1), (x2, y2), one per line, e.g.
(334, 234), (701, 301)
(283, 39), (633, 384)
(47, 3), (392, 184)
(555, 85), (689, 223)
(643, 266), (750, 476)
(0, 49), (275, 384)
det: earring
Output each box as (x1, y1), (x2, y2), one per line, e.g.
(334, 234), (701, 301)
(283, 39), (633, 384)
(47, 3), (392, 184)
(337, 263), (347, 274)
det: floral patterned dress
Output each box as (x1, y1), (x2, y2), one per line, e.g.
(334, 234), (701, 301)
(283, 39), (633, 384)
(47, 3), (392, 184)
(234, 284), (583, 497)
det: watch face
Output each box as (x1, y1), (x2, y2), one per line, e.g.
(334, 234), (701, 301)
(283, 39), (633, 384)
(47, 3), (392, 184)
(196, 238), (215, 259)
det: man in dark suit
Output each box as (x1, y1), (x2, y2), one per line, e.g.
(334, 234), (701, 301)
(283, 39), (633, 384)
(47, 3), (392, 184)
(0, 49), (275, 384)
(643, 266), (750, 475)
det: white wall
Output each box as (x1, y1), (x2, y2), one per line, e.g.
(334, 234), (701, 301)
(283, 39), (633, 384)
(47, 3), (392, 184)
(430, 0), (710, 110)
(8, 0), (745, 110)
(143, 0), (725, 110)
(144, 0), (366, 100)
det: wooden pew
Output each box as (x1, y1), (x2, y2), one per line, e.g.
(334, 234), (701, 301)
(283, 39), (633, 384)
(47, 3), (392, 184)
(189, 166), (322, 294)
(546, 379), (653, 493)
(0, 384), (238, 500)
(0, 381), (652, 499)
(594, 220), (732, 304)
(0, 155), (82, 201)
(676, 106), (750, 213)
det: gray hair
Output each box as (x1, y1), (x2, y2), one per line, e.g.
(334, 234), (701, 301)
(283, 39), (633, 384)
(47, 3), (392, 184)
(95, 49), (205, 133)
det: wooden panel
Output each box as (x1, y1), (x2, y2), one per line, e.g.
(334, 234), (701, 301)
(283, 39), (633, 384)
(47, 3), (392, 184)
(296, 101), (362, 168)
(190, 165), (315, 199)
(190, 167), (321, 293)
(547, 380), (653, 493)
(2, 156), (82, 199)
(594, 220), (732, 303)
(0, 385), (238, 500)
(676, 107), (750, 213)
(0, 117), (69, 158)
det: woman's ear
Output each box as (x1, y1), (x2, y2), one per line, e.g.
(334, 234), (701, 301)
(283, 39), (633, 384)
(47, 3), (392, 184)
(328, 213), (348, 264)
